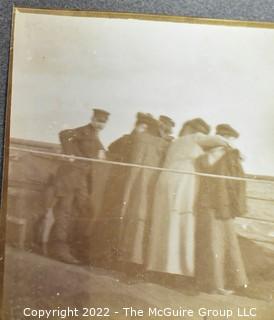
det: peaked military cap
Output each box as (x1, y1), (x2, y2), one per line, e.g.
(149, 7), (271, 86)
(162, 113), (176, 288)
(93, 108), (110, 122)
(216, 123), (239, 138)
(159, 115), (175, 128)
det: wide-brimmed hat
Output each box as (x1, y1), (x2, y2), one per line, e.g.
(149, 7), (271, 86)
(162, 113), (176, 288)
(159, 115), (175, 128)
(216, 123), (239, 138)
(136, 112), (155, 126)
(185, 118), (210, 134)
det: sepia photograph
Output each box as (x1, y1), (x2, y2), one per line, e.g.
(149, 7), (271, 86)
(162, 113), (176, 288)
(2, 7), (274, 319)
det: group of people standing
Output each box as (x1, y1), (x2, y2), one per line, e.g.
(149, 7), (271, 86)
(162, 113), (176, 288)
(45, 108), (248, 296)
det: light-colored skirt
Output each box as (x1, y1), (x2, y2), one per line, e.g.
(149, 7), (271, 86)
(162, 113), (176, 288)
(146, 168), (198, 276)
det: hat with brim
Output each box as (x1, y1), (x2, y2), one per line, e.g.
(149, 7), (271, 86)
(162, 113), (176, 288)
(187, 118), (210, 134)
(216, 124), (239, 138)
(136, 112), (155, 126)
(93, 108), (110, 122)
(159, 115), (175, 128)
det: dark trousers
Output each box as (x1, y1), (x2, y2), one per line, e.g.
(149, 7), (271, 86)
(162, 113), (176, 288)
(50, 163), (93, 248)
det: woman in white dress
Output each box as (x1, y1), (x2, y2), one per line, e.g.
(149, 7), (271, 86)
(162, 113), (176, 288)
(146, 118), (227, 277)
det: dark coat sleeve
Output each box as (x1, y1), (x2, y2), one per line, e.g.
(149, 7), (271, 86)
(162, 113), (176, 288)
(213, 149), (247, 219)
(226, 150), (247, 217)
(59, 125), (104, 158)
(108, 135), (132, 162)
(59, 129), (81, 155)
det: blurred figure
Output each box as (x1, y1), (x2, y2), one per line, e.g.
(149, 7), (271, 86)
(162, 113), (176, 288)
(146, 118), (227, 279)
(117, 113), (169, 279)
(91, 112), (155, 265)
(107, 112), (153, 162)
(158, 115), (175, 142)
(48, 108), (110, 264)
(195, 124), (248, 295)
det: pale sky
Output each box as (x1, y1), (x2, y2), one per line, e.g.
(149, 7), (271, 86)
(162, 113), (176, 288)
(11, 9), (274, 176)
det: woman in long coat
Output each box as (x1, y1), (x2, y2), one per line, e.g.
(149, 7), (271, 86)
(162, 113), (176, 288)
(146, 118), (226, 277)
(195, 124), (248, 294)
(118, 115), (169, 268)
(97, 113), (156, 265)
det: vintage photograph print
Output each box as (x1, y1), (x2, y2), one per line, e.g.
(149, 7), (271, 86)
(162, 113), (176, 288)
(2, 7), (274, 320)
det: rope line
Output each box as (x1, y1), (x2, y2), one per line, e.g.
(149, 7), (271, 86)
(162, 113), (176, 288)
(239, 216), (274, 224)
(10, 146), (274, 185)
(64, 215), (274, 225)
(247, 196), (274, 203)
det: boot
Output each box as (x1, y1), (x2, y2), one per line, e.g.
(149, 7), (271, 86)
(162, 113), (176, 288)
(51, 242), (81, 265)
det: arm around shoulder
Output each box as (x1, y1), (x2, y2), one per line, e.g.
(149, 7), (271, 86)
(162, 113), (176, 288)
(196, 133), (228, 148)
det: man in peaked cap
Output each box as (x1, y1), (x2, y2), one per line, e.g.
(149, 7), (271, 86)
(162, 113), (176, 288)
(158, 115), (175, 141)
(48, 108), (110, 264)
(59, 108), (110, 157)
